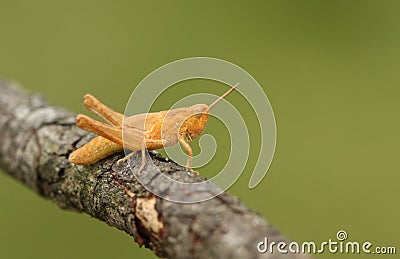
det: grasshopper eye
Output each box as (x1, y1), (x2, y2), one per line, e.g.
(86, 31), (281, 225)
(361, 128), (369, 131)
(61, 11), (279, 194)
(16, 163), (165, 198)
(194, 107), (203, 114)
(192, 104), (207, 115)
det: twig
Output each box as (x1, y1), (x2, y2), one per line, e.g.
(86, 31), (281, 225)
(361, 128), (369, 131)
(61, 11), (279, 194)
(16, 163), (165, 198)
(0, 80), (309, 259)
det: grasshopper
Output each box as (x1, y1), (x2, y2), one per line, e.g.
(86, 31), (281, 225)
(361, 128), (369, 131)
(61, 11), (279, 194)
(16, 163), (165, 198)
(69, 83), (239, 174)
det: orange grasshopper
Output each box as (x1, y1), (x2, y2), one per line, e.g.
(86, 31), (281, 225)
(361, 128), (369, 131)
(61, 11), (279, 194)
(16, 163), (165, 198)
(69, 83), (239, 174)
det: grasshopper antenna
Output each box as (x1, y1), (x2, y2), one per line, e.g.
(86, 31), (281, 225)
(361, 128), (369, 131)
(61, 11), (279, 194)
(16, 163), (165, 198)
(207, 82), (239, 111)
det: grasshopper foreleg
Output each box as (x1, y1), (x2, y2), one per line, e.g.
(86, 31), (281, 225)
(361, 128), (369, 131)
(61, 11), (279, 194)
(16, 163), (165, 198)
(178, 136), (198, 175)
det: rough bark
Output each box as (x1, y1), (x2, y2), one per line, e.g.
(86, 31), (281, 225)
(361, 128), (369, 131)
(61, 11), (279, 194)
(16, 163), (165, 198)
(0, 80), (310, 259)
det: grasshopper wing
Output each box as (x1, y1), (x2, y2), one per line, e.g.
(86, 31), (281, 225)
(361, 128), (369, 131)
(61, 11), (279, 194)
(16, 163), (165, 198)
(124, 112), (165, 130)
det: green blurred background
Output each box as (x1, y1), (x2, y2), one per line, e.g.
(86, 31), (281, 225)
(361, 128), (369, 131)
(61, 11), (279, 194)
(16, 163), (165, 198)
(0, 1), (399, 258)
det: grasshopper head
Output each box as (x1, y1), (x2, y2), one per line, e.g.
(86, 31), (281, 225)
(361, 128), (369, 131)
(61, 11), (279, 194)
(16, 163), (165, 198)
(185, 104), (210, 140)
(191, 104), (209, 116)
(182, 83), (239, 141)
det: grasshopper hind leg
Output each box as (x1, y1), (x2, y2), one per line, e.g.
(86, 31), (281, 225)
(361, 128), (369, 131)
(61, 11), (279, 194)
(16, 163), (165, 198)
(83, 94), (124, 126)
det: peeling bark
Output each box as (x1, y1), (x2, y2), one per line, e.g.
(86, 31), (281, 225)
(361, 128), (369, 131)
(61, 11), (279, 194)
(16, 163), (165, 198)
(0, 80), (310, 259)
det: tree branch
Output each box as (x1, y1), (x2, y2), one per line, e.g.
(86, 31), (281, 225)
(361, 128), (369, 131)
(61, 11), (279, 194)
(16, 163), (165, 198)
(0, 80), (309, 259)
